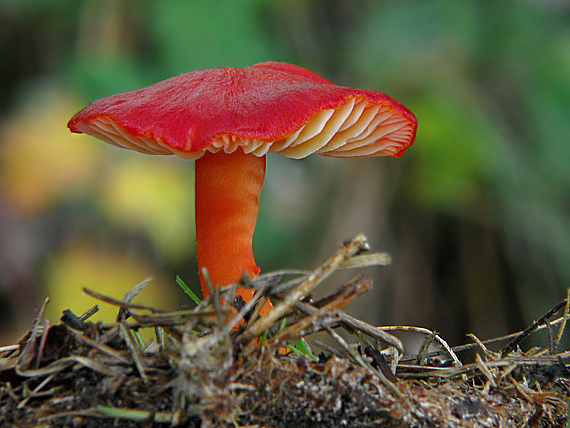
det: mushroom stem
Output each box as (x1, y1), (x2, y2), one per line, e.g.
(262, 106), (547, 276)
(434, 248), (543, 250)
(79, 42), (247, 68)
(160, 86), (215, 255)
(195, 149), (266, 301)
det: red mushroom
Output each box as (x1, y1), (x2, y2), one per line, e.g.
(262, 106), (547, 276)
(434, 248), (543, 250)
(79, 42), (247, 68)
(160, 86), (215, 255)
(68, 62), (417, 315)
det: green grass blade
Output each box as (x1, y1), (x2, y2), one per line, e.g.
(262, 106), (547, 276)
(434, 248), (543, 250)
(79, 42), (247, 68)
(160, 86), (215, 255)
(293, 338), (318, 362)
(176, 276), (202, 305)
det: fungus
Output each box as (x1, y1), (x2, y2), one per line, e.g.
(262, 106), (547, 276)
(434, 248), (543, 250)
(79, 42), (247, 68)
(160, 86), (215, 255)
(68, 61), (417, 314)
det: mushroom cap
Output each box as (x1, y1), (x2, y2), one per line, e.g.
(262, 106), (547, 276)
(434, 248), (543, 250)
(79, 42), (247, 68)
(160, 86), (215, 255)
(68, 62), (417, 160)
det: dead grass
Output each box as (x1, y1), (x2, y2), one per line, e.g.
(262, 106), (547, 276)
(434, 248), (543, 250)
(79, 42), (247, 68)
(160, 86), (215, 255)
(1, 235), (569, 427)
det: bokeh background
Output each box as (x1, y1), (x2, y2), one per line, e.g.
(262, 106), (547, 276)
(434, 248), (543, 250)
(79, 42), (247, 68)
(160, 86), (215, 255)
(1, 1), (569, 350)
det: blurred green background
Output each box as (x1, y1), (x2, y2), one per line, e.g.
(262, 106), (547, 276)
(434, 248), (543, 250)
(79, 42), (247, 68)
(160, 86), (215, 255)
(1, 0), (569, 349)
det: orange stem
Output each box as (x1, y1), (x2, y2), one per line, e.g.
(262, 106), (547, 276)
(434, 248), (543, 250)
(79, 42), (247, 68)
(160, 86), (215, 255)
(195, 150), (271, 313)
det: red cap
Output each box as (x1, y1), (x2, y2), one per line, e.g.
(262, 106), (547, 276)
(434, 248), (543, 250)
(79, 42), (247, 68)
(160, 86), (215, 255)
(68, 62), (417, 161)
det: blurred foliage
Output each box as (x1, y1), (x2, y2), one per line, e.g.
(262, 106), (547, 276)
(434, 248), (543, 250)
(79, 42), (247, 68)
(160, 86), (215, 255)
(99, 155), (194, 262)
(43, 241), (175, 324)
(0, 87), (102, 214)
(0, 0), (569, 350)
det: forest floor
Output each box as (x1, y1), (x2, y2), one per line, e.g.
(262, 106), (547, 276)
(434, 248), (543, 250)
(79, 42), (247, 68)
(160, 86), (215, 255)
(1, 236), (569, 428)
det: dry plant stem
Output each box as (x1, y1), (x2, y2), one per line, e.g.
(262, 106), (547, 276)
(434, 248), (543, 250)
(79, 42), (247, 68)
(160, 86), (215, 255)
(255, 270), (310, 291)
(398, 353), (569, 380)
(17, 297), (49, 371)
(0, 344), (19, 353)
(119, 321), (147, 382)
(122, 278), (153, 305)
(269, 274), (311, 294)
(312, 339), (351, 360)
(270, 276), (371, 345)
(83, 287), (163, 313)
(475, 353), (497, 387)
(508, 374), (534, 402)
(507, 375), (533, 403)
(224, 288), (268, 334)
(337, 252), (392, 270)
(130, 309), (232, 326)
(79, 305), (100, 321)
(547, 319), (555, 354)
(85, 287), (233, 328)
(468, 333), (501, 360)
(495, 361), (519, 385)
(324, 324), (367, 367)
(16, 358), (74, 378)
(16, 372), (57, 409)
(554, 289), (570, 352)
(293, 298), (403, 352)
(222, 273), (270, 333)
(324, 324), (409, 404)
(416, 330), (439, 365)
(35, 319), (51, 369)
(267, 253), (390, 295)
(204, 273), (226, 330)
(310, 273), (366, 307)
(425, 312), (569, 361)
(379, 325), (461, 367)
(16, 355), (119, 378)
(500, 298), (568, 357)
(69, 330), (130, 364)
(340, 313), (404, 352)
(246, 234), (369, 338)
